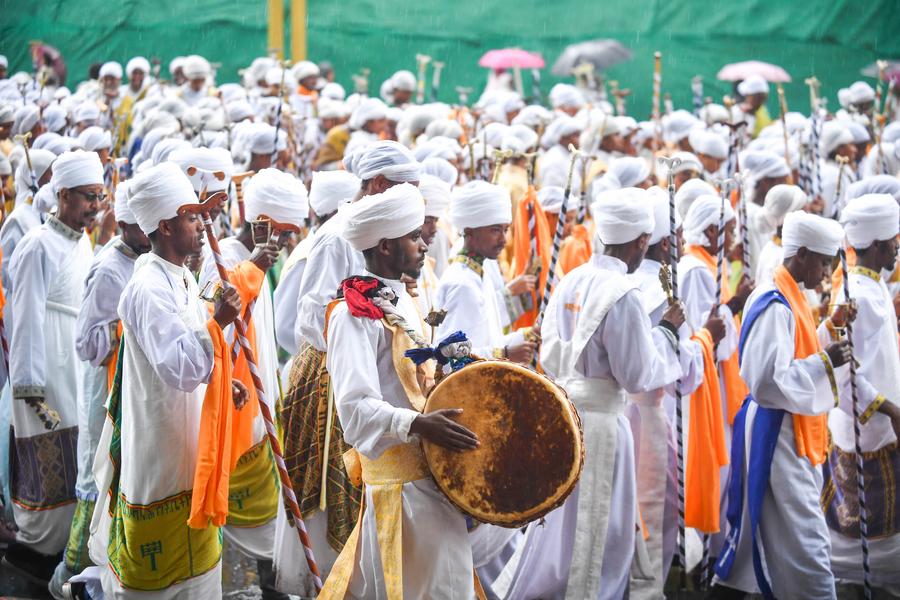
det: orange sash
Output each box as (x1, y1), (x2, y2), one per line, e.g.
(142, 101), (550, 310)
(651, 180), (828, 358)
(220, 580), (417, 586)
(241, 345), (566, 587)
(105, 321), (123, 392)
(558, 224), (592, 275)
(684, 328), (729, 533)
(511, 186), (552, 328)
(684, 245), (749, 423)
(772, 265), (830, 465)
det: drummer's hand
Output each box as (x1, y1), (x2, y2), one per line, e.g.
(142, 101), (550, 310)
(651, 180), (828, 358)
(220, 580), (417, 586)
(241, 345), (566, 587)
(411, 409), (480, 451)
(507, 341), (537, 364)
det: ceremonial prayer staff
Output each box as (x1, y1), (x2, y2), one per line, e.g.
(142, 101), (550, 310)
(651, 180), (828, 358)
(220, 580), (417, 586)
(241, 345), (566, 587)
(535, 144), (581, 327)
(415, 53), (432, 105)
(271, 60), (292, 165)
(189, 166), (323, 591)
(776, 84), (794, 182)
(13, 132), (37, 195)
(430, 61), (444, 102)
(231, 170), (255, 226)
(805, 77), (824, 203)
(712, 178), (735, 318)
(838, 247), (873, 600)
(734, 170), (752, 279)
(835, 155), (851, 216)
(652, 52), (662, 151)
(658, 155), (689, 593)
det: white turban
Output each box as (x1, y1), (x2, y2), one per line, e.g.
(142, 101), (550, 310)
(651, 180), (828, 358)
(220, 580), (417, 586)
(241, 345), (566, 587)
(549, 84), (584, 110)
(248, 123), (287, 154)
(318, 99), (348, 120)
(128, 162), (201, 235)
(508, 124), (539, 151)
(450, 181), (511, 230)
(592, 188), (655, 245)
(76, 126), (112, 151)
(689, 128), (728, 159)
(883, 122), (900, 145)
(846, 81), (875, 105)
(846, 175), (900, 203)
(0, 104), (14, 124)
(608, 156), (651, 189)
(12, 105), (40, 136)
(840, 194), (899, 249)
(782, 211), (843, 258)
(33, 132), (71, 156)
(126, 56), (150, 76)
(820, 121), (854, 157)
(169, 146), (233, 193)
(740, 149), (790, 179)
(538, 186), (580, 214)
(309, 170), (360, 217)
(418, 174), (452, 218)
(342, 182), (425, 251)
(682, 194), (735, 246)
(114, 179), (137, 224)
(42, 105), (68, 134)
(226, 100), (255, 123)
(0, 153), (10, 177)
(841, 120), (870, 144)
(670, 151), (703, 175)
(643, 186), (671, 245)
(483, 122), (509, 148)
(169, 56), (185, 75)
(99, 61), (123, 80)
(292, 60), (320, 82)
(762, 184), (807, 229)
(343, 140), (421, 183)
(151, 138), (190, 166)
(421, 157), (458, 186)
(663, 110), (699, 144)
(50, 150), (103, 196)
(245, 168), (308, 227)
(674, 177), (716, 221)
(390, 70), (417, 93)
(737, 75), (769, 97)
(321, 82), (346, 101)
(348, 98), (388, 130)
(182, 55), (211, 80)
(74, 102), (100, 124)
(541, 116), (580, 148)
(33, 183), (58, 213)
(14, 148), (55, 204)
(512, 105), (552, 129)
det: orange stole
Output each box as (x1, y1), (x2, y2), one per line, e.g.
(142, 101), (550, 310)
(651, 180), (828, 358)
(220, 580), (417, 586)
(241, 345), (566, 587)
(772, 265), (830, 465)
(684, 245), (749, 424)
(684, 329), (728, 533)
(105, 321), (123, 392)
(511, 186), (552, 328)
(558, 224), (592, 275)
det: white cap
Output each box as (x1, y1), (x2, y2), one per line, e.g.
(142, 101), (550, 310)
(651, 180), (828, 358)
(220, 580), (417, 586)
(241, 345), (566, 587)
(292, 60), (320, 82)
(169, 146), (233, 193)
(682, 194), (735, 246)
(309, 170), (361, 217)
(689, 128), (728, 160)
(592, 187), (655, 245)
(418, 174), (452, 218)
(737, 75), (769, 96)
(343, 140), (420, 183)
(840, 193), (899, 249)
(99, 61), (123, 79)
(244, 168), (308, 228)
(128, 162), (202, 235)
(782, 211), (844, 258)
(126, 56), (151, 76)
(76, 126), (112, 152)
(114, 179), (137, 225)
(820, 121), (854, 157)
(450, 181), (512, 230)
(50, 150), (104, 195)
(762, 184), (807, 229)
(341, 182), (425, 251)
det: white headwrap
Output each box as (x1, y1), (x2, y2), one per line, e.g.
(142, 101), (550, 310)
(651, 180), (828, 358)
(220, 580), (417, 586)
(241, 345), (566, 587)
(348, 98), (388, 130)
(840, 193), (899, 249)
(541, 116), (580, 148)
(820, 121), (854, 157)
(674, 177), (716, 221)
(318, 99), (348, 120)
(689, 128), (728, 159)
(33, 182), (57, 213)
(538, 186), (580, 214)
(169, 56), (185, 75)
(343, 140), (421, 183)
(592, 188), (655, 245)
(14, 148), (55, 205)
(76, 126), (112, 151)
(781, 211), (844, 258)
(682, 194), (735, 246)
(74, 102), (100, 124)
(169, 146), (233, 193)
(737, 75), (769, 96)
(762, 184), (807, 229)
(0, 104), (14, 124)
(245, 168), (308, 227)
(418, 174), (452, 218)
(606, 156), (651, 189)
(309, 170), (360, 217)
(128, 162), (201, 234)
(50, 150), (104, 195)
(182, 55), (211, 80)
(0, 56), (6, 69)
(99, 61), (123, 80)
(846, 175), (900, 203)
(114, 179), (137, 224)
(150, 138), (189, 166)
(226, 100), (255, 123)
(670, 151), (703, 174)
(845, 81), (875, 105)
(33, 132), (71, 156)
(126, 56), (150, 76)
(663, 110), (699, 143)
(342, 182), (425, 251)
(421, 157), (458, 186)
(740, 149), (790, 179)
(292, 60), (320, 82)
(512, 105), (552, 129)
(450, 181), (511, 230)
(390, 70), (417, 93)
(321, 82), (346, 101)
(643, 186), (671, 245)
(42, 105), (68, 134)
(12, 105), (40, 136)
(549, 84), (584, 110)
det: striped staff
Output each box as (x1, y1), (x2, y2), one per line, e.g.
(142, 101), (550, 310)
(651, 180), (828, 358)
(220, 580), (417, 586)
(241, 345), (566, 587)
(838, 247), (873, 600)
(535, 144), (581, 327)
(733, 169), (752, 279)
(271, 59), (292, 166)
(189, 166), (323, 591)
(652, 52), (662, 150)
(691, 76), (703, 117)
(658, 154), (688, 590)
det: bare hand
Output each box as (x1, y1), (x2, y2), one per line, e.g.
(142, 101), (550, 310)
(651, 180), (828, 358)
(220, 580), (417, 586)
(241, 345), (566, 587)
(232, 380), (250, 410)
(213, 285), (242, 328)
(249, 243), (279, 272)
(825, 339), (852, 368)
(830, 301), (857, 328)
(507, 274), (537, 296)
(703, 314), (727, 345)
(661, 302), (686, 330)
(400, 273), (418, 297)
(410, 409), (479, 451)
(506, 341), (537, 364)
(734, 275), (755, 307)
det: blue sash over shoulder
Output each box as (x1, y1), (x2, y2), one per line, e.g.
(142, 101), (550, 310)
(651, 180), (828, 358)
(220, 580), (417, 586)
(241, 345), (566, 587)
(715, 289), (789, 600)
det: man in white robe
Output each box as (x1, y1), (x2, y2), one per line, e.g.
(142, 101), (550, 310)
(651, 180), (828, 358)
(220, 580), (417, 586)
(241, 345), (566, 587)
(713, 212), (849, 599)
(89, 162), (243, 599)
(753, 184), (807, 283)
(2, 151), (103, 585)
(818, 121), (858, 219)
(506, 188), (692, 600)
(412, 174), (451, 333)
(319, 182), (478, 598)
(823, 194), (900, 592)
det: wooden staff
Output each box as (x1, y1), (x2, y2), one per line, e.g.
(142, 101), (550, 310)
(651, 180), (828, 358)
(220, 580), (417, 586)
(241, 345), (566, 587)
(652, 52), (662, 150)
(13, 132), (36, 193)
(415, 53), (432, 105)
(430, 61), (444, 102)
(776, 84), (794, 182)
(835, 155), (850, 215)
(490, 149), (513, 183)
(189, 166), (322, 591)
(231, 171), (255, 227)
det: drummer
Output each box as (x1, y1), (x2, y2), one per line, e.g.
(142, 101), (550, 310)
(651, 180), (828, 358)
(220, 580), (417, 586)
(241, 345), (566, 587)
(319, 183), (481, 598)
(505, 188), (695, 600)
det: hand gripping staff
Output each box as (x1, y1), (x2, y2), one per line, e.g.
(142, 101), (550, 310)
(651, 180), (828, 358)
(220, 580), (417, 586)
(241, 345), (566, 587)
(188, 166), (322, 591)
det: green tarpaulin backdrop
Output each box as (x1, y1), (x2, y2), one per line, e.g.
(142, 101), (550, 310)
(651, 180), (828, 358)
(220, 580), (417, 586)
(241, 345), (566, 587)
(3, 0), (899, 117)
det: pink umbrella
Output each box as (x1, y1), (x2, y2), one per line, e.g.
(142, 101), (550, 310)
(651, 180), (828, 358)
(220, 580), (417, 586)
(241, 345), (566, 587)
(479, 48), (545, 71)
(717, 60), (791, 83)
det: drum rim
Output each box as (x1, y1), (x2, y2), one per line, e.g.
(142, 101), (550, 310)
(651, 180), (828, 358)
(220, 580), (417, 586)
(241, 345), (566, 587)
(422, 360), (584, 528)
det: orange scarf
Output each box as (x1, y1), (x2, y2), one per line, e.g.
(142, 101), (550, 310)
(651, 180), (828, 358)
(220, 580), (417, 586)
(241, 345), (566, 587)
(558, 225), (592, 275)
(684, 245), (748, 423)
(105, 321), (123, 392)
(188, 261), (263, 528)
(511, 186), (552, 328)
(772, 265), (830, 465)
(685, 329), (729, 533)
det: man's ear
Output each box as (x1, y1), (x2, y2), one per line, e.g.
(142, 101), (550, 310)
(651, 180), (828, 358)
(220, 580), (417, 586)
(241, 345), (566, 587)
(156, 219), (172, 238)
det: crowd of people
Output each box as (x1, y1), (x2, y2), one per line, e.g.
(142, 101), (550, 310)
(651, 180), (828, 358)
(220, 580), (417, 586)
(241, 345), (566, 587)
(0, 47), (898, 600)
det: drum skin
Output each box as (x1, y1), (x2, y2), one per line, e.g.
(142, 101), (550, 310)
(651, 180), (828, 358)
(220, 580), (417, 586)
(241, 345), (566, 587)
(422, 360), (584, 528)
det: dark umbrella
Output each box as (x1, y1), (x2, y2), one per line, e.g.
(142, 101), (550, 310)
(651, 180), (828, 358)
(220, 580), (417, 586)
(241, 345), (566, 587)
(29, 41), (67, 86)
(551, 39), (632, 77)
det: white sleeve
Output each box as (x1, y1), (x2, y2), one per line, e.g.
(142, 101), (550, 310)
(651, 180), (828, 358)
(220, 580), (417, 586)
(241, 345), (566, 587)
(680, 267), (738, 360)
(273, 262), (303, 355)
(296, 236), (352, 352)
(435, 278), (495, 358)
(326, 306), (419, 459)
(9, 238), (53, 398)
(739, 302), (836, 415)
(75, 266), (124, 365)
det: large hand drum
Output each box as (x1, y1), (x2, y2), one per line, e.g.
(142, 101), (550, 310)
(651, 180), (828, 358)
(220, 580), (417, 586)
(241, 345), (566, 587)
(422, 360), (583, 528)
